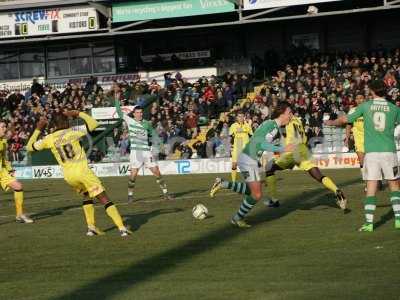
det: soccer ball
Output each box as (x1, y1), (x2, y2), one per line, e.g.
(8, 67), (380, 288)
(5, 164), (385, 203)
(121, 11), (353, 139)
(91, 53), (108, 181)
(192, 204), (208, 220)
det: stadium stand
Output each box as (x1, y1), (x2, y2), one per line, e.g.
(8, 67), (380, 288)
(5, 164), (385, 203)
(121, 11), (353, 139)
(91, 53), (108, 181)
(1, 46), (400, 163)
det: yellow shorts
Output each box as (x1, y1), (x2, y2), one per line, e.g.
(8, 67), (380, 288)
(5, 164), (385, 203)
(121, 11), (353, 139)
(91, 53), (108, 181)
(0, 169), (15, 191)
(275, 144), (316, 172)
(354, 136), (364, 153)
(64, 166), (105, 198)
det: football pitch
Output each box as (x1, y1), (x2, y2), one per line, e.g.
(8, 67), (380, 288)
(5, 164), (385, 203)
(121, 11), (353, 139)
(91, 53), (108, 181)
(0, 169), (399, 300)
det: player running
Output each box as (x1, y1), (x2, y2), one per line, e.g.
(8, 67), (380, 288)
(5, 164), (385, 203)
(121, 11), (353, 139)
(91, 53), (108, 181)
(325, 80), (400, 232)
(27, 111), (131, 237)
(210, 102), (295, 227)
(229, 112), (253, 182)
(264, 115), (347, 210)
(0, 121), (33, 224)
(114, 99), (173, 202)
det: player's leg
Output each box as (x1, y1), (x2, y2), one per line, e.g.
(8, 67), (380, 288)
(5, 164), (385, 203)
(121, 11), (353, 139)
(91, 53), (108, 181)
(7, 178), (33, 224)
(80, 191), (105, 236)
(231, 147), (238, 182)
(306, 166), (347, 210)
(231, 155), (264, 228)
(381, 153), (400, 229)
(264, 158), (286, 207)
(96, 192), (131, 236)
(231, 161), (238, 182)
(210, 177), (251, 198)
(359, 153), (381, 232)
(149, 166), (173, 200)
(128, 167), (140, 203)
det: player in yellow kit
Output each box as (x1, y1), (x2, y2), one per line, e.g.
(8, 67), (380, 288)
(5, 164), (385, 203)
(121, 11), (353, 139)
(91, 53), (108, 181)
(265, 116), (347, 210)
(27, 111), (131, 237)
(345, 94), (365, 179)
(0, 121), (33, 223)
(229, 112), (253, 182)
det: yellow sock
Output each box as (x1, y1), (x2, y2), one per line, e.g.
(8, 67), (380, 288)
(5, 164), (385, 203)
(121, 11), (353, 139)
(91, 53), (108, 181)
(322, 177), (338, 193)
(231, 169), (238, 182)
(14, 191), (24, 217)
(82, 200), (95, 227)
(105, 203), (124, 230)
(266, 175), (278, 200)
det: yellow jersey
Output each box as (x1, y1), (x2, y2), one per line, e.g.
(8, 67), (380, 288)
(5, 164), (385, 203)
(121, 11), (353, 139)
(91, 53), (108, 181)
(27, 112), (98, 170)
(229, 122), (253, 150)
(285, 117), (307, 145)
(0, 138), (12, 172)
(348, 107), (364, 138)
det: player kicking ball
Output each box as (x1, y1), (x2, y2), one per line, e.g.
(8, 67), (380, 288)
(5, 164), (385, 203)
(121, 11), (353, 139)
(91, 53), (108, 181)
(0, 121), (33, 224)
(264, 115), (347, 210)
(325, 80), (400, 232)
(27, 111), (131, 237)
(210, 102), (295, 228)
(114, 99), (173, 202)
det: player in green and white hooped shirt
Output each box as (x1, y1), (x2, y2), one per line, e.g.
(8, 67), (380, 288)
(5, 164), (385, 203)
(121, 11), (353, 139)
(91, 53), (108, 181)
(115, 99), (172, 202)
(210, 102), (295, 227)
(326, 80), (400, 232)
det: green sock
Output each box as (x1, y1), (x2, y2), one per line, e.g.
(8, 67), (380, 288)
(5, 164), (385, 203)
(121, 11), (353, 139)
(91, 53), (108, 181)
(390, 191), (400, 222)
(364, 196), (377, 225)
(223, 181), (250, 195)
(235, 195), (257, 220)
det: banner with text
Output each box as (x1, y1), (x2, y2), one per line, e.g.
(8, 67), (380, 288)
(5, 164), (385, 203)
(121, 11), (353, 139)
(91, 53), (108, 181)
(22, 153), (369, 180)
(0, 6), (98, 39)
(243, 0), (341, 10)
(112, 0), (235, 22)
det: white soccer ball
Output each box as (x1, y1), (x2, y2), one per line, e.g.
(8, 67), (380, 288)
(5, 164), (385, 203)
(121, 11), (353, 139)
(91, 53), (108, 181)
(192, 204), (208, 220)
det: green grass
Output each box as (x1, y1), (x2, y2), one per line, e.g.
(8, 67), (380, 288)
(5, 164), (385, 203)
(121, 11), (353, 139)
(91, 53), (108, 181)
(0, 169), (399, 300)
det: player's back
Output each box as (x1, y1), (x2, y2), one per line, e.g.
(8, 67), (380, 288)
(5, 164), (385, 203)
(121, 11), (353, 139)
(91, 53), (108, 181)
(285, 117), (307, 145)
(44, 128), (88, 169)
(242, 120), (280, 159)
(362, 99), (400, 153)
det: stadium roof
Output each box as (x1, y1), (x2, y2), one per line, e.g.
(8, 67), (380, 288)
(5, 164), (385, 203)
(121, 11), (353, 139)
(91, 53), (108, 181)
(0, 0), (399, 45)
(0, 0), (107, 11)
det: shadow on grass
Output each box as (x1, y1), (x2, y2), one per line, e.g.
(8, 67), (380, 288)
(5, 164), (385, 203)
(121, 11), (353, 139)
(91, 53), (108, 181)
(31, 204), (81, 221)
(374, 208), (394, 230)
(103, 208), (184, 233)
(53, 178), (360, 300)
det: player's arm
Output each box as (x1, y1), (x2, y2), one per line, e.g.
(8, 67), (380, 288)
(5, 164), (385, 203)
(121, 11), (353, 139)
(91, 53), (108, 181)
(114, 97), (124, 119)
(78, 112), (98, 132)
(260, 131), (294, 153)
(27, 117), (48, 152)
(229, 124), (236, 145)
(326, 105), (365, 127)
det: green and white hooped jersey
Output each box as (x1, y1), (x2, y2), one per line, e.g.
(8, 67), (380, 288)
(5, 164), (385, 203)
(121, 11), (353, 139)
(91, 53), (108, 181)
(122, 115), (154, 152)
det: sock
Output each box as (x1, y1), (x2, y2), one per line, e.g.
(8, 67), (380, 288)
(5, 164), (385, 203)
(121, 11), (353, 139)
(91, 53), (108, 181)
(105, 202), (125, 230)
(364, 196), (377, 225)
(266, 175), (278, 200)
(82, 200), (95, 227)
(156, 176), (168, 195)
(322, 177), (338, 193)
(221, 180), (250, 195)
(234, 195), (257, 220)
(14, 191), (24, 217)
(231, 169), (238, 182)
(390, 191), (400, 222)
(128, 179), (135, 196)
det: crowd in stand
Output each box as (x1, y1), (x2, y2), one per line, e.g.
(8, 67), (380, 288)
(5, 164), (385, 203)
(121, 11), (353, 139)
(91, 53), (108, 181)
(1, 46), (400, 163)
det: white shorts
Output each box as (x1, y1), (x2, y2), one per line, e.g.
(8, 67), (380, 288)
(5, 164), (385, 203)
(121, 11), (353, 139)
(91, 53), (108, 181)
(238, 153), (265, 183)
(130, 150), (158, 169)
(363, 152), (399, 181)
